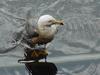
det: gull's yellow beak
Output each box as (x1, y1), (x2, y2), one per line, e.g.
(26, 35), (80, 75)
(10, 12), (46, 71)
(53, 20), (64, 25)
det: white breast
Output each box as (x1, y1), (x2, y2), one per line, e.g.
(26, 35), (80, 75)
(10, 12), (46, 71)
(38, 25), (58, 38)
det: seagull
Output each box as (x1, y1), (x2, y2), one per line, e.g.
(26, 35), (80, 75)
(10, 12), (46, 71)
(18, 15), (64, 63)
(24, 15), (64, 48)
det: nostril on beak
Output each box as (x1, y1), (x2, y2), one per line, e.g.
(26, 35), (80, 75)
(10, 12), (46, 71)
(54, 20), (64, 25)
(59, 20), (64, 25)
(60, 22), (64, 25)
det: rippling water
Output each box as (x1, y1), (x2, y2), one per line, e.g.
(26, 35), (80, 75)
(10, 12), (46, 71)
(0, 0), (100, 75)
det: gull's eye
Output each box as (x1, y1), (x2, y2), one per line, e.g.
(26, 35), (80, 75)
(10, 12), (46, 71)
(44, 20), (54, 27)
(46, 24), (51, 27)
(44, 20), (53, 27)
(48, 20), (53, 23)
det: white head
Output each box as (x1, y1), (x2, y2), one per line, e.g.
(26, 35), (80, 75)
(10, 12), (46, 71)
(37, 15), (63, 37)
(37, 15), (63, 29)
(38, 15), (55, 26)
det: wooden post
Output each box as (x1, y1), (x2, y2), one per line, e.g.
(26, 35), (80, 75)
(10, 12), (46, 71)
(25, 62), (58, 75)
(18, 48), (58, 75)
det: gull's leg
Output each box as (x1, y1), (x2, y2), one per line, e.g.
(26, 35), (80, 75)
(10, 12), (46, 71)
(46, 43), (51, 48)
(45, 56), (47, 62)
(36, 44), (46, 49)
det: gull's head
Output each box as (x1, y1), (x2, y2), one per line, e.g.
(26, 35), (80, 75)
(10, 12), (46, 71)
(37, 15), (64, 29)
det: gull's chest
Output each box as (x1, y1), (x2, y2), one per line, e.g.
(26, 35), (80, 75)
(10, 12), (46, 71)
(39, 27), (57, 38)
(32, 35), (53, 44)
(39, 30), (55, 38)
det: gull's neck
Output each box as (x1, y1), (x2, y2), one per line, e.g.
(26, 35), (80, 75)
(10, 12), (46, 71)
(37, 25), (58, 38)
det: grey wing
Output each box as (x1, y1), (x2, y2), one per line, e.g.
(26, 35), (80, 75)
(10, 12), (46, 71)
(21, 18), (39, 47)
(25, 23), (39, 38)
(25, 10), (39, 38)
